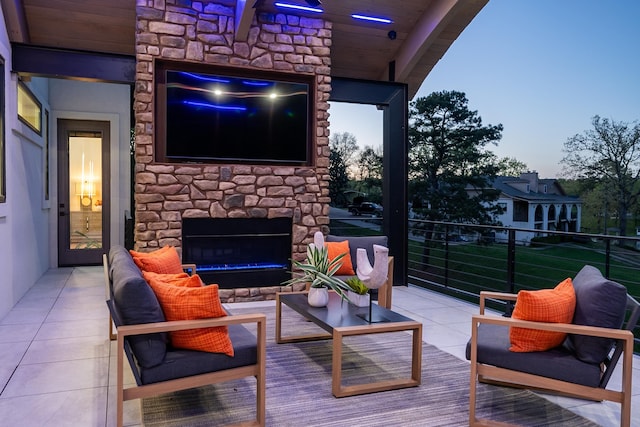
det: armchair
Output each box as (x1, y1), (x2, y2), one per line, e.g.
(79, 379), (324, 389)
(104, 246), (266, 427)
(466, 266), (639, 427)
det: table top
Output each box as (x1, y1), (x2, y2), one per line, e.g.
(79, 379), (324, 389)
(278, 291), (416, 331)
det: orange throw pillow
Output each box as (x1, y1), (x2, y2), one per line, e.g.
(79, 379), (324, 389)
(509, 278), (576, 352)
(146, 276), (233, 356)
(325, 241), (355, 275)
(130, 246), (183, 275)
(142, 271), (203, 288)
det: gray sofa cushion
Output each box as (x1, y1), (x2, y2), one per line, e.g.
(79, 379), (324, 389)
(326, 235), (388, 272)
(566, 265), (627, 364)
(466, 323), (602, 387)
(109, 245), (167, 368)
(140, 323), (258, 384)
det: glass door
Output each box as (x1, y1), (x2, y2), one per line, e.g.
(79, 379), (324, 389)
(58, 119), (110, 265)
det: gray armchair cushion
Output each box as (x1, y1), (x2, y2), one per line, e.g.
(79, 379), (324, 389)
(565, 265), (627, 364)
(140, 324), (258, 384)
(326, 235), (387, 272)
(109, 245), (167, 368)
(466, 323), (602, 387)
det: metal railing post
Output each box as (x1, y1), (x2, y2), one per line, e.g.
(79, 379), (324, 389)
(505, 228), (516, 315)
(444, 224), (449, 287)
(605, 238), (611, 278)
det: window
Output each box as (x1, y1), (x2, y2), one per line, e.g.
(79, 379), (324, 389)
(17, 80), (42, 134)
(0, 57), (5, 203)
(513, 200), (528, 222)
(44, 110), (50, 201)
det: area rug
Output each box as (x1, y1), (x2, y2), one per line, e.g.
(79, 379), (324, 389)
(142, 305), (598, 427)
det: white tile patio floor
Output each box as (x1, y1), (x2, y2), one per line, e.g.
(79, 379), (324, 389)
(0, 266), (637, 426)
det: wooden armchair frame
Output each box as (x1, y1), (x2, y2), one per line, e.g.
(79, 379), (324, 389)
(109, 307), (267, 427)
(469, 291), (637, 427)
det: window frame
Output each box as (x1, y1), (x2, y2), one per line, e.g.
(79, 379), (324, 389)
(17, 80), (42, 135)
(0, 56), (5, 203)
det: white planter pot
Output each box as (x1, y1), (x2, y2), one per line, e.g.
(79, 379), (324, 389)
(347, 290), (370, 307)
(308, 287), (329, 307)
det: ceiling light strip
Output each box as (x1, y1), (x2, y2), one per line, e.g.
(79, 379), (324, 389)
(274, 2), (323, 13)
(351, 14), (393, 24)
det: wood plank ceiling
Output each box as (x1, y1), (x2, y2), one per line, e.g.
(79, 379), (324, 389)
(1, 0), (488, 97)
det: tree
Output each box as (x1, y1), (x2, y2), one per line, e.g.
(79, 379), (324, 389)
(328, 132), (358, 206)
(561, 115), (640, 236)
(495, 156), (528, 177)
(330, 132), (359, 174)
(329, 146), (350, 206)
(356, 145), (383, 181)
(409, 91), (503, 263)
(353, 145), (383, 203)
(408, 91), (504, 224)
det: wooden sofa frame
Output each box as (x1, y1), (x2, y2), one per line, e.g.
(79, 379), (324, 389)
(469, 291), (637, 427)
(104, 254), (267, 427)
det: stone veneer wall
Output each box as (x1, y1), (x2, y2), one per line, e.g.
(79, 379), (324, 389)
(134, 1), (332, 301)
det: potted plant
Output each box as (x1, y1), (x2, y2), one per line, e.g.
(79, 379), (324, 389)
(345, 277), (370, 307)
(282, 233), (350, 307)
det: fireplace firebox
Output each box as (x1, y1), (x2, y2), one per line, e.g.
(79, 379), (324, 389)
(182, 217), (292, 288)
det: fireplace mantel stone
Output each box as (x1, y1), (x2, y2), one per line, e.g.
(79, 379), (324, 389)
(133, 1), (332, 302)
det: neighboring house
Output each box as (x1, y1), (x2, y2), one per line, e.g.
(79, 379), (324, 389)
(490, 172), (582, 245)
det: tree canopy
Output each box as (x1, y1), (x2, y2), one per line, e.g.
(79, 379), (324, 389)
(329, 132), (383, 206)
(328, 133), (353, 206)
(561, 115), (640, 236)
(408, 90), (504, 224)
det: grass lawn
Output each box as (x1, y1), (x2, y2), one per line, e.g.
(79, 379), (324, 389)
(408, 238), (640, 298)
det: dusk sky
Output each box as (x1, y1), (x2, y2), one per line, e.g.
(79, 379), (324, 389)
(329, 0), (640, 178)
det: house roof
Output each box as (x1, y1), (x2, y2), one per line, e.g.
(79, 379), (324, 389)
(492, 176), (581, 204)
(0, 0), (488, 98)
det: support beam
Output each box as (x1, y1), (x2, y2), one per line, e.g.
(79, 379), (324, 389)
(385, 0), (459, 83)
(383, 0), (488, 85)
(11, 44), (135, 84)
(235, 0), (256, 42)
(330, 77), (408, 286)
(0, 0), (29, 43)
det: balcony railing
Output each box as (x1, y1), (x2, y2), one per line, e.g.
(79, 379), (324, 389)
(329, 214), (640, 350)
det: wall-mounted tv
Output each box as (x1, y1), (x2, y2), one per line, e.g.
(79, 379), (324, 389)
(155, 61), (314, 165)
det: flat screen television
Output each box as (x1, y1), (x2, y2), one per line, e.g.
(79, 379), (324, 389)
(155, 61), (314, 165)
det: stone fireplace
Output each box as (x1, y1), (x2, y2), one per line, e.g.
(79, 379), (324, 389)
(133, 1), (332, 301)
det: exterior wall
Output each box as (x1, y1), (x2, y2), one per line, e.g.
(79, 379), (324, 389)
(0, 5), (52, 319)
(134, 1), (332, 301)
(0, 1), (131, 319)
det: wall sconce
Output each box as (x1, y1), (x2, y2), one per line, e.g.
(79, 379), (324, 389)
(76, 152), (95, 208)
(75, 181), (95, 207)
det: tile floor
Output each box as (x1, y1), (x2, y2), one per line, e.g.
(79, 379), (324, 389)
(0, 266), (638, 426)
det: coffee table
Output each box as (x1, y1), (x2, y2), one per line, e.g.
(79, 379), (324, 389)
(276, 291), (422, 397)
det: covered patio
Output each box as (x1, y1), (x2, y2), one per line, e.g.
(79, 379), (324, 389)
(0, 266), (637, 425)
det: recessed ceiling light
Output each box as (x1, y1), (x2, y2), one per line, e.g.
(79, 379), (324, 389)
(351, 14), (393, 24)
(275, 2), (323, 13)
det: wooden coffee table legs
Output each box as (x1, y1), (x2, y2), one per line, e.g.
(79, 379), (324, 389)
(331, 322), (422, 397)
(276, 292), (423, 397)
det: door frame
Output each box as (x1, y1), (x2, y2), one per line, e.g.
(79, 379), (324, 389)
(57, 119), (111, 266)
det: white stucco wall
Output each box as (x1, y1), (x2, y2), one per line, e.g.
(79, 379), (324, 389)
(0, 6), (55, 318)
(0, 3), (131, 320)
